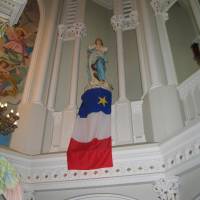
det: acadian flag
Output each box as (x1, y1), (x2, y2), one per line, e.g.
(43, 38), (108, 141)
(67, 87), (113, 170)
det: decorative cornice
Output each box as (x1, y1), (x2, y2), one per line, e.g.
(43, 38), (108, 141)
(1, 121), (200, 192)
(111, 10), (139, 32)
(153, 176), (179, 200)
(57, 22), (86, 41)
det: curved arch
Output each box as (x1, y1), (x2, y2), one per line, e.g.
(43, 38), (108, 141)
(21, 0), (46, 103)
(177, 0), (199, 35)
(193, 194), (200, 200)
(65, 193), (139, 200)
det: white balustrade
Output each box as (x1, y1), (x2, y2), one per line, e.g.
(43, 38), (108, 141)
(177, 70), (200, 125)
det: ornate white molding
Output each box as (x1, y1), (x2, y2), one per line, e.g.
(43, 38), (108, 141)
(153, 176), (179, 200)
(58, 22), (86, 41)
(23, 191), (36, 200)
(160, 122), (200, 174)
(2, 121), (200, 191)
(177, 69), (200, 124)
(150, 0), (178, 21)
(57, 24), (67, 40)
(111, 10), (139, 31)
(0, 145), (164, 190)
(0, 0), (27, 25)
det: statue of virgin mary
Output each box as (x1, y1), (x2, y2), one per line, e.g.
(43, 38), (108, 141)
(86, 38), (112, 90)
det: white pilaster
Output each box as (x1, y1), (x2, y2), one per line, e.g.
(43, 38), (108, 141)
(189, 0), (200, 32)
(47, 25), (65, 110)
(10, 0), (61, 155)
(31, 0), (60, 104)
(111, 0), (135, 145)
(153, 176), (180, 200)
(49, 0), (86, 151)
(111, 17), (127, 101)
(21, 0), (46, 104)
(135, 0), (151, 95)
(68, 36), (81, 109)
(155, 14), (178, 85)
(140, 0), (167, 89)
(140, 0), (184, 143)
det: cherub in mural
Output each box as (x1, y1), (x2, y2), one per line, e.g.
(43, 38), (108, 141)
(0, 58), (17, 96)
(2, 26), (32, 65)
(0, 26), (33, 97)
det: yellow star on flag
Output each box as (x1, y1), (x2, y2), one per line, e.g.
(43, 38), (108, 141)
(98, 96), (108, 106)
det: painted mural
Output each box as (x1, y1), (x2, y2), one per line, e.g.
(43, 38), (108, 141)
(0, 0), (39, 104)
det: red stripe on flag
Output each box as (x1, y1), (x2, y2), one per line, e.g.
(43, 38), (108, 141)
(67, 137), (113, 170)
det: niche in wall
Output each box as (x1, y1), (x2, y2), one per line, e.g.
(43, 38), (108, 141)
(123, 30), (142, 101)
(77, 0), (143, 106)
(77, 0), (118, 106)
(166, 0), (200, 83)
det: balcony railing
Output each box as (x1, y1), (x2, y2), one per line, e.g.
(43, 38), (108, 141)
(177, 69), (200, 126)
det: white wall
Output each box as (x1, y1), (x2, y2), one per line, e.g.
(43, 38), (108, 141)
(179, 167), (200, 200)
(123, 30), (143, 101)
(78, 0), (118, 105)
(35, 183), (156, 200)
(166, 1), (200, 83)
(55, 41), (74, 111)
(54, 0), (143, 109)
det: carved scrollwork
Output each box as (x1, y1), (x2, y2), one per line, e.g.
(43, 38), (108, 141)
(57, 22), (86, 41)
(153, 176), (180, 200)
(111, 10), (139, 32)
(23, 191), (36, 200)
(151, 0), (178, 21)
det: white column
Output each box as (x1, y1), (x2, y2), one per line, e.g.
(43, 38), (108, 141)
(68, 37), (81, 109)
(153, 176), (180, 200)
(31, 0), (60, 104)
(189, 0), (200, 32)
(47, 25), (65, 110)
(155, 14), (178, 85)
(140, 0), (167, 88)
(59, 22), (86, 150)
(112, 0), (127, 102)
(139, 0), (184, 143)
(10, 0), (61, 155)
(111, 1), (134, 145)
(116, 29), (127, 101)
(21, 0), (46, 104)
(135, 1), (151, 95)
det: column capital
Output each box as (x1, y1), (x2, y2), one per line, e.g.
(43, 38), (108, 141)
(111, 10), (139, 32)
(58, 22), (87, 41)
(57, 24), (67, 40)
(153, 176), (180, 200)
(150, 0), (178, 21)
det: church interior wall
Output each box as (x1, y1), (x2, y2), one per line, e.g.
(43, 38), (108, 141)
(54, 0), (144, 110)
(55, 41), (74, 111)
(34, 182), (157, 200)
(179, 167), (200, 200)
(166, 1), (200, 83)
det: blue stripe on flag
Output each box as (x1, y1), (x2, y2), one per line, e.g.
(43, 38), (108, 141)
(78, 87), (112, 118)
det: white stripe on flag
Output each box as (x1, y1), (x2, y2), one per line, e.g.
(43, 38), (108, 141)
(72, 111), (111, 142)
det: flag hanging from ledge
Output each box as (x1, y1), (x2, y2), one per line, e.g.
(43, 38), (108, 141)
(67, 87), (113, 170)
